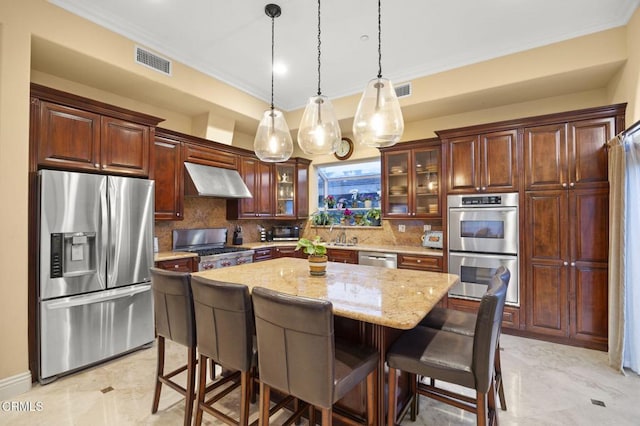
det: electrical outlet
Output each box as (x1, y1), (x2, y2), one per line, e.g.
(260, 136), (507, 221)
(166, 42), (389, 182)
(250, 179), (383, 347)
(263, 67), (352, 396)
(423, 224), (431, 231)
(398, 224), (406, 232)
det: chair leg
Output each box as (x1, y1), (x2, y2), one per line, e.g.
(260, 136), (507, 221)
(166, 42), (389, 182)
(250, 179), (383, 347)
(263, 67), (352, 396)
(194, 354), (208, 426)
(366, 370), (376, 426)
(409, 373), (417, 421)
(495, 345), (507, 410)
(239, 371), (250, 426)
(321, 407), (332, 426)
(476, 391), (487, 426)
(488, 379), (499, 426)
(387, 367), (398, 426)
(184, 346), (197, 426)
(151, 336), (165, 414)
(259, 382), (271, 426)
(309, 404), (317, 425)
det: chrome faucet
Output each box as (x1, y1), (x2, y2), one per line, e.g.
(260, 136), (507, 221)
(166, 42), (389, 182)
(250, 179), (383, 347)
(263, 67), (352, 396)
(338, 231), (347, 245)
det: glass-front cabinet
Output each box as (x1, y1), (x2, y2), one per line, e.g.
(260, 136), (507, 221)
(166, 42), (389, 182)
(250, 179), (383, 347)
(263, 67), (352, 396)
(275, 163), (296, 217)
(380, 138), (441, 218)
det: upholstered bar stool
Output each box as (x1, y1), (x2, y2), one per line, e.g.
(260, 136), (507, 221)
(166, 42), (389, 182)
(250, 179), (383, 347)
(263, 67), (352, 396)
(251, 286), (379, 426)
(386, 273), (508, 426)
(149, 267), (197, 426)
(418, 266), (510, 411)
(190, 276), (257, 426)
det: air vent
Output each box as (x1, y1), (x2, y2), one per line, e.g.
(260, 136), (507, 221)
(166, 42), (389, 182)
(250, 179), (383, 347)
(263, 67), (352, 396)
(395, 82), (412, 98)
(135, 46), (172, 76)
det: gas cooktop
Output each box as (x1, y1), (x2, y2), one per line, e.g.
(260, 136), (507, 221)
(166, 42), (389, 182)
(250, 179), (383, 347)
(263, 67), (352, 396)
(190, 246), (250, 257)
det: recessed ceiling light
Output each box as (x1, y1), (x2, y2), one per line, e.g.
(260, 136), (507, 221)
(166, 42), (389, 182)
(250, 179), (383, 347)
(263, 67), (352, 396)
(273, 62), (287, 75)
(360, 34), (369, 42)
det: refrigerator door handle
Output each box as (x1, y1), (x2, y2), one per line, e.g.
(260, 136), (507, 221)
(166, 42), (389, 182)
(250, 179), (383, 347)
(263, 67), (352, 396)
(99, 178), (109, 288)
(44, 284), (151, 310)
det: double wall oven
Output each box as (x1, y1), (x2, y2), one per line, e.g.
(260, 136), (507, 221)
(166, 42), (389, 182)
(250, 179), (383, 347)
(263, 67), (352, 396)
(447, 192), (520, 306)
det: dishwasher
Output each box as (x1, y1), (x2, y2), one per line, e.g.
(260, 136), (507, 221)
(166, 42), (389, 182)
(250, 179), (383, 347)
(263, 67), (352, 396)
(358, 251), (398, 269)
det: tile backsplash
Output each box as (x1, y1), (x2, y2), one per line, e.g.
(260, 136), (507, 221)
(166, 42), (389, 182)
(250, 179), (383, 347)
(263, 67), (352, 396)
(154, 197), (442, 251)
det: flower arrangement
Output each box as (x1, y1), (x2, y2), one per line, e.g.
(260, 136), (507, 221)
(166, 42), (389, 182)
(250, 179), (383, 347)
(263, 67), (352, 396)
(324, 195), (336, 208)
(343, 208), (353, 218)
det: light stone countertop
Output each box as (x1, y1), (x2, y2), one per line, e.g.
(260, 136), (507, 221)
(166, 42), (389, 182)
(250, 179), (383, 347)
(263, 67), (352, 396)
(154, 251), (198, 262)
(192, 257), (459, 330)
(241, 241), (444, 257)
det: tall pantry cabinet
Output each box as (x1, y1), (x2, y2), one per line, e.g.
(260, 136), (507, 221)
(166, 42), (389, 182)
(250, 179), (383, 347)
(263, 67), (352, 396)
(523, 112), (622, 350)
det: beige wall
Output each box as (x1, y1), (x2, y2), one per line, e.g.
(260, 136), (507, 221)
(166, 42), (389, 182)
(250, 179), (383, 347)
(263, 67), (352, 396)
(610, 7), (640, 124)
(1, 0), (639, 392)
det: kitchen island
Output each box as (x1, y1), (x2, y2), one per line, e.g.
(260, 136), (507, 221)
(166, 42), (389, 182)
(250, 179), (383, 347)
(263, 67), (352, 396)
(192, 257), (459, 424)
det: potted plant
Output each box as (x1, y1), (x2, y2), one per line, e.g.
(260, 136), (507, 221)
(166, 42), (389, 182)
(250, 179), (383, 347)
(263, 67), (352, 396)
(362, 195), (373, 209)
(366, 208), (382, 226)
(295, 236), (328, 276)
(342, 208), (354, 225)
(311, 211), (330, 226)
(324, 195), (336, 209)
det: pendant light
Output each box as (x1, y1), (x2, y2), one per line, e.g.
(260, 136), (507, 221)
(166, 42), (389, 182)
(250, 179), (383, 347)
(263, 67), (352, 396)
(352, 0), (404, 148)
(254, 3), (293, 162)
(297, 0), (341, 155)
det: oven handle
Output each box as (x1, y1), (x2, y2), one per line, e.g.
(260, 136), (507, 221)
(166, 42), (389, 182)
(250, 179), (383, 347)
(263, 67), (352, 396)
(449, 251), (518, 260)
(449, 207), (517, 213)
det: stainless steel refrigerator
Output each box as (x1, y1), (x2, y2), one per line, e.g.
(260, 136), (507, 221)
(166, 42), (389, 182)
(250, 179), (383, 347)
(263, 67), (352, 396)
(38, 169), (155, 383)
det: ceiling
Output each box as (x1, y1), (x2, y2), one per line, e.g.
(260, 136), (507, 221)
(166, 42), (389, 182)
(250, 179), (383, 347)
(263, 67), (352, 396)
(48, 0), (639, 114)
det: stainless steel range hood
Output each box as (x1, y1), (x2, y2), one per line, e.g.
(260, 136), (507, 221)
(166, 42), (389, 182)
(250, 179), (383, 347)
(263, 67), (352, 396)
(184, 162), (252, 199)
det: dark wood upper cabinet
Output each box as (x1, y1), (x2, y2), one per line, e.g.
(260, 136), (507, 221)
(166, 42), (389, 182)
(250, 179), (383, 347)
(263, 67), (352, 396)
(228, 156), (310, 220)
(228, 156), (273, 219)
(523, 123), (567, 190)
(37, 101), (101, 171)
(101, 116), (150, 175)
(443, 129), (518, 194)
(182, 142), (238, 169)
(569, 117), (615, 189)
(380, 139), (442, 218)
(31, 84), (162, 177)
(524, 117), (614, 191)
(152, 133), (184, 221)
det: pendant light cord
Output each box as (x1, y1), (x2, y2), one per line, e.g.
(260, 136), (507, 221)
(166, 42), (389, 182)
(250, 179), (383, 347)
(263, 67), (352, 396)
(377, 0), (382, 78)
(270, 14), (275, 111)
(317, 0), (322, 96)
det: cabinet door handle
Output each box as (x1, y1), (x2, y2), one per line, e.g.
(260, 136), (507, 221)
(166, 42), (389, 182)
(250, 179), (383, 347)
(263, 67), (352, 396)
(562, 182), (568, 188)
(569, 182), (575, 187)
(563, 261), (568, 266)
(475, 187), (480, 191)
(417, 259), (421, 263)
(481, 186), (486, 191)
(570, 262), (576, 266)
(174, 265), (179, 269)
(95, 163), (100, 168)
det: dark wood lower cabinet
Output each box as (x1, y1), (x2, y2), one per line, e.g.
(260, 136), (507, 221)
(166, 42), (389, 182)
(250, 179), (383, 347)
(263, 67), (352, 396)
(154, 257), (196, 272)
(447, 297), (520, 330)
(273, 246), (306, 258)
(327, 248), (358, 264)
(253, 247), (274, 262)
(524, 188), (609, 350)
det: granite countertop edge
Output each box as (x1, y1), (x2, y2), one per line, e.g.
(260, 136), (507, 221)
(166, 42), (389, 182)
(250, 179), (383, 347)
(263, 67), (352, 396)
(155, 243), (444, 262)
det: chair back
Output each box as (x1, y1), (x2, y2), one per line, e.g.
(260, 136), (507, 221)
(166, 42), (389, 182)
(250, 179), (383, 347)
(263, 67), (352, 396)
(191, 277), (255, 372)
(489, 266), (510, 292)
(149, 267), (196, 348)
(472, 268), (510, 393)
(251, 286), (335, 408)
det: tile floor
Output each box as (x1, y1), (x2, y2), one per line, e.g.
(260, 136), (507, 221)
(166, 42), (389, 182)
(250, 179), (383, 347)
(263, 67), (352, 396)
(1, 334), (639, 425)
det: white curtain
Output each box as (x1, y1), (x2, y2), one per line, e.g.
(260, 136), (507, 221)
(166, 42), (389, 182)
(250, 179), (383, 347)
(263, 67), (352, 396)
(608, 129), (640, 374)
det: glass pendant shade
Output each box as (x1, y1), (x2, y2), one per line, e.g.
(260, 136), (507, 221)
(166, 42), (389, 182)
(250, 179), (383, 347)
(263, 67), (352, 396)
(254, 108), (294, 162)
(297, 95), (341, 155)
(353, 77), (404, 147)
